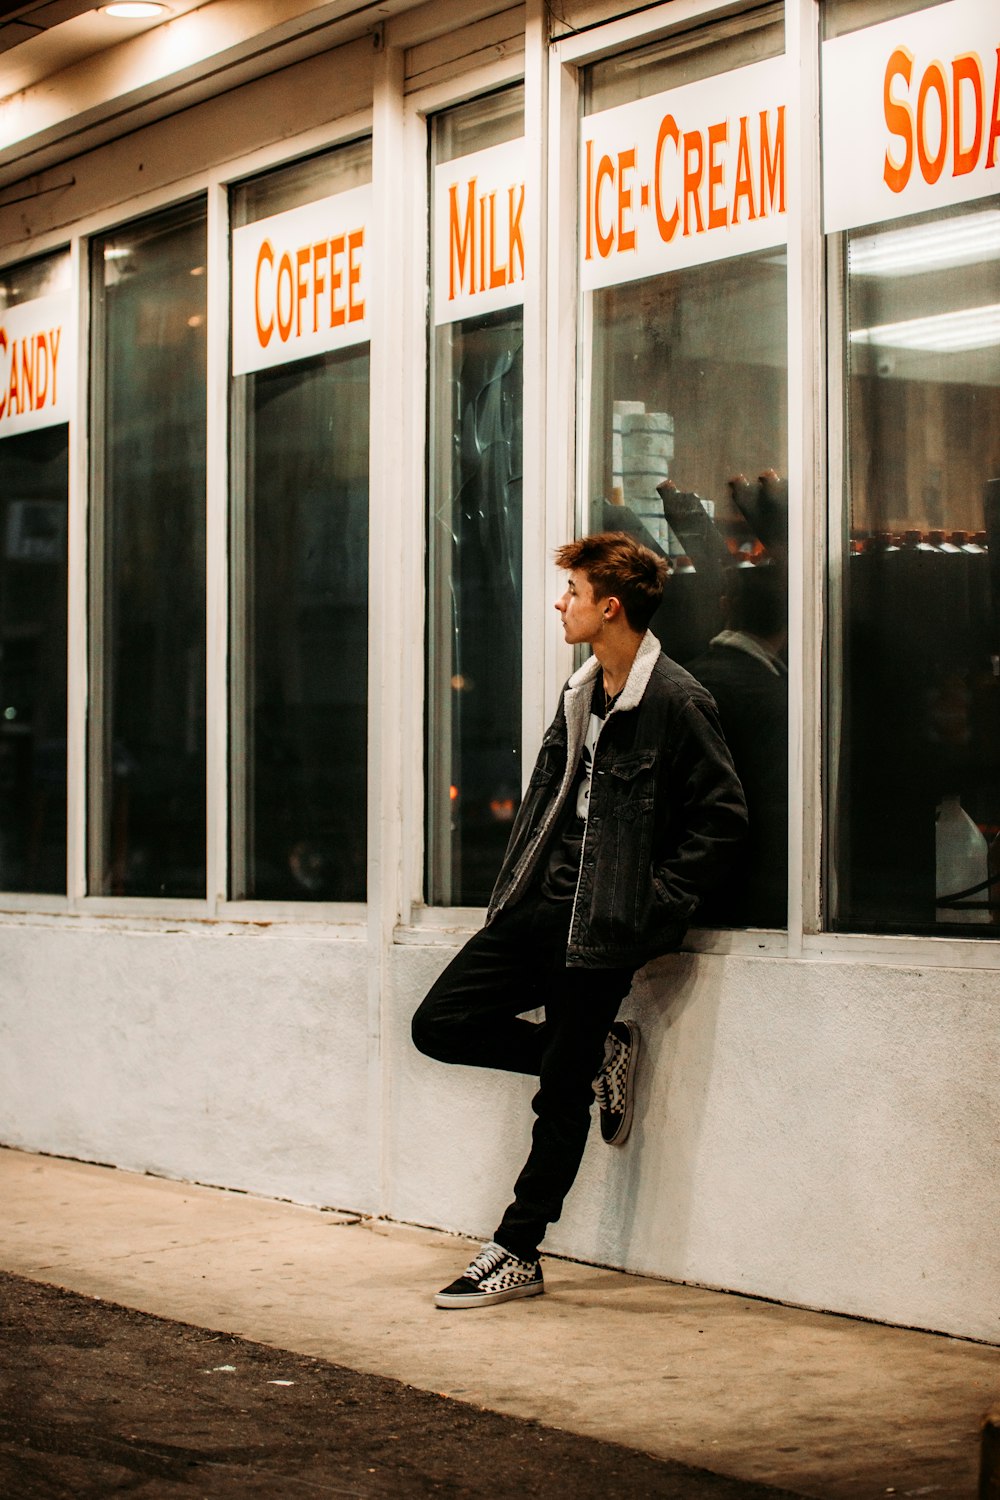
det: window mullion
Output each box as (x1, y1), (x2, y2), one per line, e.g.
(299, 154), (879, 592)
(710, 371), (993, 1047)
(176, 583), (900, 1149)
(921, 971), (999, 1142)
(785, 0), (825, 945)
(67, 235), (89, 907)
(206, 182), (230, 916)
(521, 0), (550, 783)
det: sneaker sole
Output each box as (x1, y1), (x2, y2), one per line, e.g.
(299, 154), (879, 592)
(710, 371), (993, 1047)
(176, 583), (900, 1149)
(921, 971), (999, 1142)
(434, 1281), (544, 1310)
(604, 1024), (640, 1146)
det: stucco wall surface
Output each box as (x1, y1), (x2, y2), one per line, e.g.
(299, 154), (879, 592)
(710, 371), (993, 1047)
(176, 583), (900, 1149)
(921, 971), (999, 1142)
(390, 942), (1000, 1346)
(1, 921), (997, 1344)
(0, 923), (371, 1211)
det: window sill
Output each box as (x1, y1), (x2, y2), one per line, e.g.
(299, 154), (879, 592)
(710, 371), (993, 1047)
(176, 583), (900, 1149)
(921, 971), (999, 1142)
(0, 897), (368, 937)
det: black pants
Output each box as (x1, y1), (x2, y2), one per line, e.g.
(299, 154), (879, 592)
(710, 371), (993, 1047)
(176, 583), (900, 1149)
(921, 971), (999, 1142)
(411, 895), (635, 1262)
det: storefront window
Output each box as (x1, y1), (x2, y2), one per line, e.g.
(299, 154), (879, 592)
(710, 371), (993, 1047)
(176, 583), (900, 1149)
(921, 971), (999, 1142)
(0, 251), (71, 893)
(823, 0), (1000, 935)
(89, 201), (207, 898)
(230, 143), (371, 902)
(581, 11), (788, 928)
(830, 201), (1000, 933)
(427, 89), (525, 907)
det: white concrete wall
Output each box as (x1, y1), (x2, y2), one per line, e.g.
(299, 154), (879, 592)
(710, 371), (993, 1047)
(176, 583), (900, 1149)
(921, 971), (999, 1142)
(0, 922), (371, 1211)
(2, 918), (997, 1345)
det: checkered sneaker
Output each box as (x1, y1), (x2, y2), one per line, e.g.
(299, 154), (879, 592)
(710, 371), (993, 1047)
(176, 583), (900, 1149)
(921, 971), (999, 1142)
(434, 1240), (544, 1309)
(593, 1019), (640, 1145)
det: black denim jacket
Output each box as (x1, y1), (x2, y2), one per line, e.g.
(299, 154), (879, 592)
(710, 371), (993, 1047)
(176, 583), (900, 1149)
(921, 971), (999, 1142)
(486, 631), (748, 969)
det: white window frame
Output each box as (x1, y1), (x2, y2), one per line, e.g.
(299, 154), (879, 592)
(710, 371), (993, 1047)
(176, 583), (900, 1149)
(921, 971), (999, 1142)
(394, 10), (548, 936)
(813, 3), (1000, 972)
(0, 241), (78, 917)
(547, 0), (809, 961)
(549, 0), (1000, 972)
(0, 106), (375, 930)
(217, 119), (375, 926)
(2, 0), (997, 971)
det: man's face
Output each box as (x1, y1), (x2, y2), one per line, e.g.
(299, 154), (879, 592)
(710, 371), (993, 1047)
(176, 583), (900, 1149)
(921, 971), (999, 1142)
(555, 568), (606, 646)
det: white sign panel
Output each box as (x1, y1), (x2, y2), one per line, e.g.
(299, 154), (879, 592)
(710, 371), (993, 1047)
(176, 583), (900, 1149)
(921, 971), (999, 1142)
(433, 137), (527, 325)
(580, 54), (790, 292)
(232, 184), (372, 376)
(0, 291), (75, 438)
(823, 0), (1000, 234)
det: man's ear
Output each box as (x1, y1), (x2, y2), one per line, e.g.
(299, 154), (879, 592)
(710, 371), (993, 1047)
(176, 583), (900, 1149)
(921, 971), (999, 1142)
(602, 595), (622, 620)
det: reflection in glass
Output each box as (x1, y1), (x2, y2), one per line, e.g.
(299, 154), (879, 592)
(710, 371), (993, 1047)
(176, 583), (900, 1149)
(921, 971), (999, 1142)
(0, 430), (68, 893)
(0, 252), (71, 895)
(586, 251), (789, 928)
(427, 90), (524, 907)
(428, 313), (523, 906)
(821, 0), (945, 43)
(831, 199), (1000, 935)
(89, 201), (207, 897)
(230, 144), (371, 902)
(586, 2), (782, 110)
(232, 348), (369, 901)
(582, 13), (788, 928)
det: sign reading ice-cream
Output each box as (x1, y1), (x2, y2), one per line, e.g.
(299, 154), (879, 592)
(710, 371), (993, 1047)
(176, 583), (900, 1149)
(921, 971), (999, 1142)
(232, 184), (372, 375)
(822, 0), (1000, 232)
(0, 291), (74, 438)
(580, 54), (790, 291)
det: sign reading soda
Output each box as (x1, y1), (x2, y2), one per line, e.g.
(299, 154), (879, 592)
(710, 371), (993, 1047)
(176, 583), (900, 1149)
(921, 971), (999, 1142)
(232, 184), (372, 376)
(822, 0), (1000, 233)
(0, 291), (74, 438)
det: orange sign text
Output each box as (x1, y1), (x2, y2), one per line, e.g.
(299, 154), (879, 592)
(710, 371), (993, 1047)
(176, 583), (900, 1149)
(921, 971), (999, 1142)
(0, 325), (62, 424)
(884, 44), (1000, 191)
(253, 229), (365, 350)
(583, 106), (785, 262)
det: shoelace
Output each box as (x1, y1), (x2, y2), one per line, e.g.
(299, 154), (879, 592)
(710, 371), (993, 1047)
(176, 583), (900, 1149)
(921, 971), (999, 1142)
(593, 1071), (610, 1107)
(466, 1242), (509, 1282)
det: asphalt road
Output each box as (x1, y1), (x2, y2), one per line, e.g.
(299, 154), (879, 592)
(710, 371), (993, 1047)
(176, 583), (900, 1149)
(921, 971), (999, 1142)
(0, 1271), (809, 1499)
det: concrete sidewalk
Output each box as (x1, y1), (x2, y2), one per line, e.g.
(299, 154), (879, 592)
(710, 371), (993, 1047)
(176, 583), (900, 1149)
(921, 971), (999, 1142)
(1, 1147), (996, 1499)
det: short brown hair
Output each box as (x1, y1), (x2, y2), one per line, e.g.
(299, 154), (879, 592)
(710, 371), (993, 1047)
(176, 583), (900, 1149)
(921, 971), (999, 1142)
(555, 531), (668, 630)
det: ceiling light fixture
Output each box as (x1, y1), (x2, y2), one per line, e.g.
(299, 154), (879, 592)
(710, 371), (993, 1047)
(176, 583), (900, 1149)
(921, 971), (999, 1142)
(101, 2), (169, 18)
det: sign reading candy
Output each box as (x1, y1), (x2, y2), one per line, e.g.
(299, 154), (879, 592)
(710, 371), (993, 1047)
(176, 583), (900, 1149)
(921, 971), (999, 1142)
(0, 291), (74, 438)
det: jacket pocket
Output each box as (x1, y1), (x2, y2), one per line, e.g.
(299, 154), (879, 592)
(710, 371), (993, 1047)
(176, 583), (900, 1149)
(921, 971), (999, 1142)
(604, 750), (656, 823)
(528, 726), (565, 786)
(579, 751), (658, 946)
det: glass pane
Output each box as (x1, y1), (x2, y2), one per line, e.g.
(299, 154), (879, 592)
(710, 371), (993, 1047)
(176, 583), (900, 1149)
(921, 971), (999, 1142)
(822, 0), (946, 43)
(583, 21), (788, 929)
(427, 89), (525, 908)
(586, 3), (782, 111)
(89, 201), (207, 898)
(230, 144), (371, 902)
(0, 251), (70, 893)
(830, 198), (1000, 935)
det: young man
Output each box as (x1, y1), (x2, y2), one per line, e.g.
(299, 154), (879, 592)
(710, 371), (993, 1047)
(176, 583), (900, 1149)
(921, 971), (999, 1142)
(412, 533), (747, 1309)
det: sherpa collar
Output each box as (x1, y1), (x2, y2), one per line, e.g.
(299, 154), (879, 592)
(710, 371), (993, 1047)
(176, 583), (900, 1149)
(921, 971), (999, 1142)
(567, 628), (662, 715)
